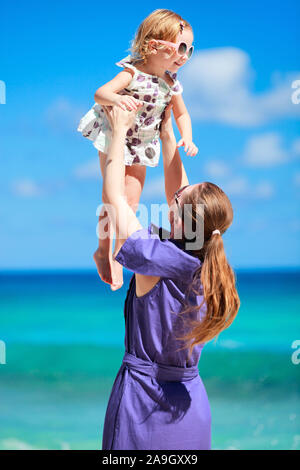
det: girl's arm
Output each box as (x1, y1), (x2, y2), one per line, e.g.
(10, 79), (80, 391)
(171, 94), (198, 157)
(160, 103), (190, 207)
(94, 69), (140, 110)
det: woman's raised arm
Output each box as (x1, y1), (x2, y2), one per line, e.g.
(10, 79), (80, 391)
(160, 102), (190, 207)
(101, 105), (143, 246)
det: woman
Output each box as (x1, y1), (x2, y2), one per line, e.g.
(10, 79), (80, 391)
(98, 102), (240, 450)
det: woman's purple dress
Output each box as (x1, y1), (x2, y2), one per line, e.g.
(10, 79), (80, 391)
(101, 223), (211, 450)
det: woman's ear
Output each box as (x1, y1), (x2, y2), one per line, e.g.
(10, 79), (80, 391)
(173, 213), (184, 240)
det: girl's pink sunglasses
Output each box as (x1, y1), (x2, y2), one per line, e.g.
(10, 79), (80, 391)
(155, 39), (194, 59)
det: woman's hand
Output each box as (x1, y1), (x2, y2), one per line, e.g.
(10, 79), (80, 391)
(102, 103), (142, 134)
(113, 94), (142, 111)
(159, 102), (174, 139)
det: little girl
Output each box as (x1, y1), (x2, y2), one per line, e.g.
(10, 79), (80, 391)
(77, 8), (198, 290)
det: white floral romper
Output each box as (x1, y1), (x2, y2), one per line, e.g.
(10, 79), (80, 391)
(77, 55), (183, 167)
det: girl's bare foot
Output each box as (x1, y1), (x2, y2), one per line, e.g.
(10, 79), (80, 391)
(93, 247), (113, 285)
(110, 256), (124, 291)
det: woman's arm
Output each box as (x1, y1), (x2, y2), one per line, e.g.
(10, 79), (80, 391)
(101, 106), (143, 246)
(102, 105), (162, 296)
(160, 102), (190, 207)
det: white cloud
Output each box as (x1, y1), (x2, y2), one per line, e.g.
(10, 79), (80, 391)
(204, 160), (230, 178)
(289, 219), (300, 232)
(254, 181), (274, 198)
(11, 179), (44, 197)
(294, 172), (300, 186)
(222, 176), (274, 199)
(142, 175), (165, 198)
(181, 47), (300, 126)
(291, 138), (300, 157)
(73, 158), (100, 180)
(242, 132), (289, 167)
(141, 173), (274, 201)
(45, 97), (87, 134)
(223, 176), (249, 195)
(247, 217), (270, 232)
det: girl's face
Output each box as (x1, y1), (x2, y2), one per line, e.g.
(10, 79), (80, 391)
(150, 28), (194, 73)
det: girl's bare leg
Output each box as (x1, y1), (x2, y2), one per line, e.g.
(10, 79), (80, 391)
(111, 162), (146, 290)
(93, 151), (146, 289)
(93, 151), (114, 285)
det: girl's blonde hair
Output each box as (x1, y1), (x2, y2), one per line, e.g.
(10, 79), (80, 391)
(129, 9), (193, 64)
(174, 182), (241, 360)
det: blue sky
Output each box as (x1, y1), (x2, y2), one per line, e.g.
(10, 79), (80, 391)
(0, 0), (299, 269)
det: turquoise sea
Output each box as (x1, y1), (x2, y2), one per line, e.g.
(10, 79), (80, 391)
(0, 269), (299, 450)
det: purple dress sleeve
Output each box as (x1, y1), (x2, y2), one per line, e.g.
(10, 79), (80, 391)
(114, 223), (201, 282)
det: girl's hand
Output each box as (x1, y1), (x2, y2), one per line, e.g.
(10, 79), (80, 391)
(102, 104), (141, 133)
(177, 138), (198, 157)
(114, 94), (142, 111)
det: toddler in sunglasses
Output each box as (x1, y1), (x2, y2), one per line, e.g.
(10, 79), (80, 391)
(77, 8), (198, 289)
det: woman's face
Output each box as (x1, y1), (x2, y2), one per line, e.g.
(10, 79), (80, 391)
(168, 184), (197, 238)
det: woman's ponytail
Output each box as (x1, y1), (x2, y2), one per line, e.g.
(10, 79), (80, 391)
(174, 183), (241, 359)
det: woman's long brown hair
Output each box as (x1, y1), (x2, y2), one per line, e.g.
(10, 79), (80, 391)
(174, 182), (241, 359)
